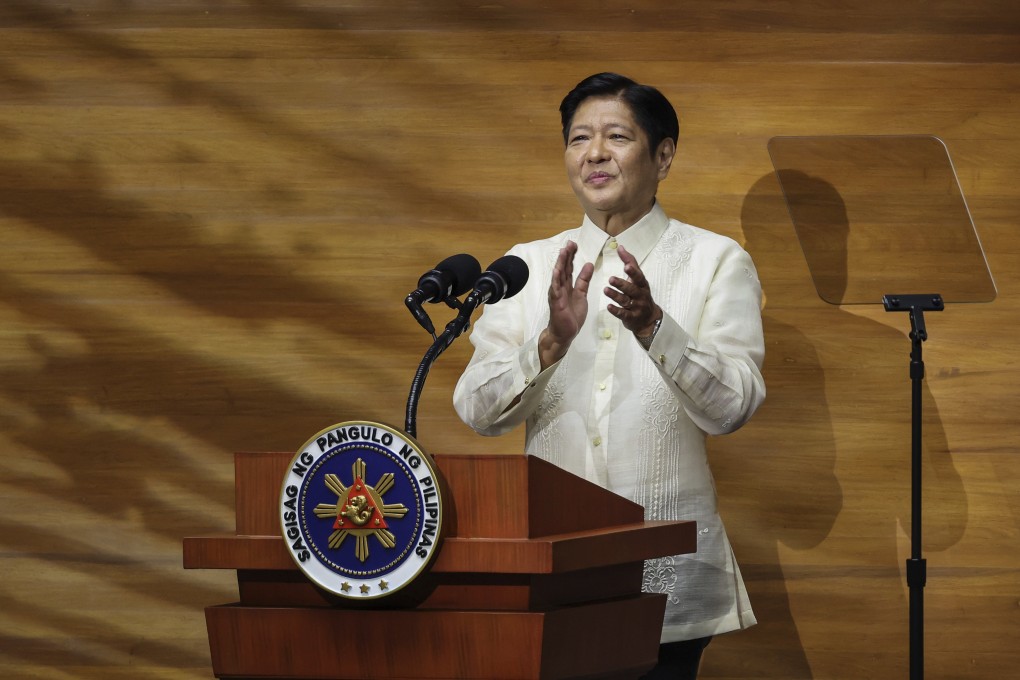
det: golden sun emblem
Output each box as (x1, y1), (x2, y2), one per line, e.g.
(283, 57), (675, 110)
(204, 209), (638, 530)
(313, 458), (409, 562)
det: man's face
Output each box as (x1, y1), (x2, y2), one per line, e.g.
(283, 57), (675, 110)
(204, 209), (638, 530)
(564, 96), (674, 230)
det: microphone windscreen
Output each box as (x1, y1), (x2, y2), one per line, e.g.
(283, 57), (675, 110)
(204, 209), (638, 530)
(487, 255), (530, 300)
(435, 253), (482, 297)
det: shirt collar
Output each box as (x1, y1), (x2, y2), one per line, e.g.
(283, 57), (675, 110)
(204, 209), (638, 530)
(575, 201), (670, 266)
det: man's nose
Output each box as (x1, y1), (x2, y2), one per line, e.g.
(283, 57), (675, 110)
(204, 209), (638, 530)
(586, 136), (609, 162)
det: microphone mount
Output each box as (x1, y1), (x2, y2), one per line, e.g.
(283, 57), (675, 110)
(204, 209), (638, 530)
(404, 255), (528, 438)
(405, 254), (481, 339)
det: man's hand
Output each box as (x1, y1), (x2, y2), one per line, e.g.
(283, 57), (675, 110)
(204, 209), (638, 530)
(540, 240), (594, 369)
(605, 244), (662, 336)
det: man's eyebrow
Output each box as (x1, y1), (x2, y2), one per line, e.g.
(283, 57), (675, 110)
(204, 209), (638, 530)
(568, 122), (634, 133)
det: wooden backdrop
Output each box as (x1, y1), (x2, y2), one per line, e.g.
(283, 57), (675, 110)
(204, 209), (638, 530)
(1, 1), (1017, 678)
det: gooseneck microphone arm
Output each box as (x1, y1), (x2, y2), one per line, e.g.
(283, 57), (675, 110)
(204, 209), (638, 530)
(405, 293), (489, 438)
(404, 320), (461, 439)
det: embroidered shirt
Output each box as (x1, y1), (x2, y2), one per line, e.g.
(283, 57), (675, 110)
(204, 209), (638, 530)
(453, 202), (766, 641)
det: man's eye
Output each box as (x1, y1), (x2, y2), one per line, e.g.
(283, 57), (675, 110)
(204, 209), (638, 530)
(570, 135), (589, 143)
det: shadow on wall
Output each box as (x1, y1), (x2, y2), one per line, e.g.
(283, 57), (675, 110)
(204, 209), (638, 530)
(703, 171), (842, 678)
(703, 171), (967, 678)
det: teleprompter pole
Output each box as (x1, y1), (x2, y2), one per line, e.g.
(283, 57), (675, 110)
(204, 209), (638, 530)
(882, 293), (944, 680)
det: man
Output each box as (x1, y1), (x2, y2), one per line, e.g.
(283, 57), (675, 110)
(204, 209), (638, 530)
(453, 73), (766, 679)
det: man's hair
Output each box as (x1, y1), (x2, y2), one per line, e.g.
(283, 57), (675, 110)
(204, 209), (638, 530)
(559, 72), (679, 158)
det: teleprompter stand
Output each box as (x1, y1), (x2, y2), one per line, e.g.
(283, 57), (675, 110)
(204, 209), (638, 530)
(768, 135), (996, 680)
(882, 294), (943, 680)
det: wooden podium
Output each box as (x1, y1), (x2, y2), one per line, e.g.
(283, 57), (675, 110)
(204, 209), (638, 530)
(184, 452), (696, 679)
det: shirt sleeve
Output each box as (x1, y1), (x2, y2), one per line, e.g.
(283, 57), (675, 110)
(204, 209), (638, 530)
(644, 244), (766, 435)
(452, 247), (557, 436)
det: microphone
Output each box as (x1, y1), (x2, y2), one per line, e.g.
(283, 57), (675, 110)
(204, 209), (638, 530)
(409, 253), (481, 304)
(406, 253), (481, 335)
(445, 255), (528, 340)
(463, 255), (530, 310)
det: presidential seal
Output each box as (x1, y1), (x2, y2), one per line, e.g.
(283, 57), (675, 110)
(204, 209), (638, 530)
(279, 421), (444, 601)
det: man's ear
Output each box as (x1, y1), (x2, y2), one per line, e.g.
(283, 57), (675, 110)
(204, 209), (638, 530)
(656, 138), (676, 179)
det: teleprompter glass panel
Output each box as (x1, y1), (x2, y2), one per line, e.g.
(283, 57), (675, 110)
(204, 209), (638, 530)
(767, 135), (995, 304)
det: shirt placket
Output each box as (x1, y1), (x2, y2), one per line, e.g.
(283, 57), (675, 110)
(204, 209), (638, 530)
(587, 237), (624, 487)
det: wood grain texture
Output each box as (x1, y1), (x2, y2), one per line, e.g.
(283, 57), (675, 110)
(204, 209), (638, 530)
(1, 2), (1018, 679)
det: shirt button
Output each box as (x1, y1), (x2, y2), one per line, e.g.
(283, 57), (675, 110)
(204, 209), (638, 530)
(524, 377), (531, 385)
(609, 238), (619, 249)
(659, 354), (666, 364)
(598, 383), (607, 391)
(593, 436), (602, 446)
(602, 329), (612, 339)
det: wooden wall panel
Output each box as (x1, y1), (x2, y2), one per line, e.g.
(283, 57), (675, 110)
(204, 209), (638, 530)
(0, 2), (1017, 679)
